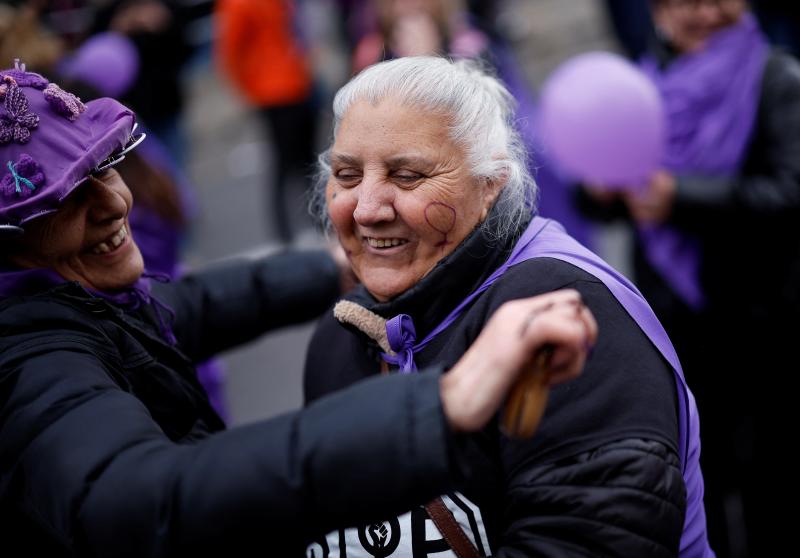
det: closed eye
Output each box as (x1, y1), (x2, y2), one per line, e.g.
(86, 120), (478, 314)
(334, 169), (362, 187)
(392, 171), (424, 188)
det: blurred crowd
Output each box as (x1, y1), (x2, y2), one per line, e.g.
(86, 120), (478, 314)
(1, 1), (798, 557)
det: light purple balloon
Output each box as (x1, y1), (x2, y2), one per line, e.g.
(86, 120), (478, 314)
(61, 32), (140, 98)
(539, 51), (664, 190)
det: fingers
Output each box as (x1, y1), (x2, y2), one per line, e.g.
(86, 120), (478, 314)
(510, 290), (596, 384)
(497, 290), (596, 438)
(441, 289), (597, 433)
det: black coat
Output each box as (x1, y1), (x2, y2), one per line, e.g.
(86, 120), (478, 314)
(305, 221), (687, 557)
(0, 251), (463, 557)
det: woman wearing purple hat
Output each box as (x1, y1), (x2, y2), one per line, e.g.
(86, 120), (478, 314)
(0, 61), (597, 556)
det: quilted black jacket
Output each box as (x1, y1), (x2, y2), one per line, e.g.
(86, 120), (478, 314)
(0, 251), (464, 557)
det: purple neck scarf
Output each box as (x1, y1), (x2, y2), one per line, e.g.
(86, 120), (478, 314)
(0, 266), (176, 344)
(383, 217), (712, 557)
(637, 13), (769, 309)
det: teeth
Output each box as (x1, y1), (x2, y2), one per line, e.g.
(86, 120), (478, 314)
(366, 237), (407, 248)
(91, 225), (127, 254)
(109, 225), (127, 248)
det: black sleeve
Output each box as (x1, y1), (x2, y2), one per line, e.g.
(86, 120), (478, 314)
(152, 250), (341, 361)
(474, 259), (684, 555)
(672, 51), (800, 228)
(0, 340), (456, 556)
(496, 439), (685, 558)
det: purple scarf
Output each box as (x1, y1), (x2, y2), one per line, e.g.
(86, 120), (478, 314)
(383, 217), (712, 557)
(637, 13), (769, 309)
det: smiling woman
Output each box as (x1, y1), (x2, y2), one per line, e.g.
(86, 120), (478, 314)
(326, 97), (500, 301)
(0, 60), (602, 556)
(306, 56), (713, 557)
(7, 168), (145, 291)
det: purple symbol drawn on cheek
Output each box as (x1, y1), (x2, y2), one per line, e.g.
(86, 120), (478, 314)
(424, 202), (456, 247)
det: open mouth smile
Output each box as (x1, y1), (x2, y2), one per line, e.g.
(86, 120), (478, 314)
(90, 225), (128, 255)
(365, 237), (409, 249)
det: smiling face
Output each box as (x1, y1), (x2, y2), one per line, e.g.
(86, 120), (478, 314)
(326, 97), (500, 301)
(653, 0), (747, 53)
(10, 168), (144, 291)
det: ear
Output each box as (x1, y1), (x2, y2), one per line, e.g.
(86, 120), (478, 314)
(479, 171), (507, 222)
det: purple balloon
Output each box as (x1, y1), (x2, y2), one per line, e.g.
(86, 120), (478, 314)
(61, 32), (140, 98)
(539, 52), (664, 190)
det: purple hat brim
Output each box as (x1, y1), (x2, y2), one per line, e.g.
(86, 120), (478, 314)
(4, 98), (135, 228)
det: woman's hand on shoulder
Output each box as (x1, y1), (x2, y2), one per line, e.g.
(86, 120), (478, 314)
(440, 289), (597, 432)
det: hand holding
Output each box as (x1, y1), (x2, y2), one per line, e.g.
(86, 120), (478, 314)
(441, 289), (597, 433)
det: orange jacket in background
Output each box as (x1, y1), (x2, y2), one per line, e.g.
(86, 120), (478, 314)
(215, 0), (311, 106)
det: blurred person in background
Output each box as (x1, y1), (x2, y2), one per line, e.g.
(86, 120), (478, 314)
(90, 0), (196, 166)
(215, 0), (319, 244)
(578, 1), (800, 556)
(0, 0), (64, 74)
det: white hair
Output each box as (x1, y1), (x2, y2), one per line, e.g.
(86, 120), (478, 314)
(310, 56), (537, 239)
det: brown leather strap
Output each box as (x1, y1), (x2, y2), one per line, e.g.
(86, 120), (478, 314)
(424, 497), (482, 558)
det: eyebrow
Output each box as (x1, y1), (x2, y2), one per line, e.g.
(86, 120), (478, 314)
(385, 155), (435, 169)
(329, 153), (361, 166)
(329, 153), (436, 169)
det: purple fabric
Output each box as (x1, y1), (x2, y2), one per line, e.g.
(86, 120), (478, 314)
(382, 216), (712, 557)
(385, 314), (418, 373)
(637, 13), (769, 309)
(492, 40), (594, 249)
(0, 65), (135, 228)
(129, 205), (182, 278)
(59, 32), (140, 98)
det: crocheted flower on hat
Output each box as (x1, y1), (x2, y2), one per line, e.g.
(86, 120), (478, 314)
(43, 82), (86, 121)
(1, 154), (45, 198)
(0, 77), (39, 144)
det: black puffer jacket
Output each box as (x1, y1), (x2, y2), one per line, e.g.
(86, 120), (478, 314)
(0, 251), (464, 557)
(305, 220), (687, 557)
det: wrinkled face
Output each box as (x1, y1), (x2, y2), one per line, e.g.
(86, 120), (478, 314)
(326, 98), (500, 301)
(10, 168), (144, 291)
(653, 0), (747, 53)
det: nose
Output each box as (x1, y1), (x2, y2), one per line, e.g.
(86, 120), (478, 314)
(85, 176), (128, 224)
(352, 174), (396, 226)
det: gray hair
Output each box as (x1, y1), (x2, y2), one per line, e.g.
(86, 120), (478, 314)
(310, 56), (537, 239)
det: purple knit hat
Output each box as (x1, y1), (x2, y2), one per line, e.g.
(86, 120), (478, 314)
(0, 59), (143, 235)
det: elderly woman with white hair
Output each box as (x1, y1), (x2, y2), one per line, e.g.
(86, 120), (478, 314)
(305, 56), (713, 557)
(0, 61), (600, 556)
